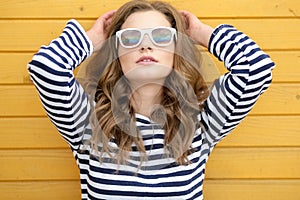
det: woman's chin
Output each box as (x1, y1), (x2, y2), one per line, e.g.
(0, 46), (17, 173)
(124, 63), (173, 86)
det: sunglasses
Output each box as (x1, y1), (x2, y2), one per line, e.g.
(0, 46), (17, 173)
(116, 27), (177, 49)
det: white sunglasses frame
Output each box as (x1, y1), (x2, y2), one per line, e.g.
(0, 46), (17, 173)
(115, 26), (177, 49)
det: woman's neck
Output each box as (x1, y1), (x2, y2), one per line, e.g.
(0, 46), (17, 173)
(130, 84), (163, 117)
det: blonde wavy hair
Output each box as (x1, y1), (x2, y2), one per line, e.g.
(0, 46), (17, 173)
(83, 0), (209, 167)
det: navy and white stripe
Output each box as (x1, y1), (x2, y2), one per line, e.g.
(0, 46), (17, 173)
(28, 21), (275, 200)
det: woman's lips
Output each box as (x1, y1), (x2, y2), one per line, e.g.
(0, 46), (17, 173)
(136, 56), (158, 65)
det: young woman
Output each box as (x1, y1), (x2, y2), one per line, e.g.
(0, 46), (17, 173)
(28, 0), (275, 199)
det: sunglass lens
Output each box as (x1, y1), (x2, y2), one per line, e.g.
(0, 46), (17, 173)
(152, 28), (172, 45)
(121, 30), (141, 47)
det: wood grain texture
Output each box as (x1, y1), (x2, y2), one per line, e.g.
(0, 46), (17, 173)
(0, 117), (68, 149)
(203, 180), (300, 200)
(218, 115), (300, 147)
(0, 149), (79, 181)
(205, 147), (300, 179)
(0, 181), (81, 200)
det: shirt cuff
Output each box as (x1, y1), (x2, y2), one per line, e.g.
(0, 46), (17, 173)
(208, 24), (234, 55)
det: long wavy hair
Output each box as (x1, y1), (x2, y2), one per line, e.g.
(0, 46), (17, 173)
(86, 0), (209, 167)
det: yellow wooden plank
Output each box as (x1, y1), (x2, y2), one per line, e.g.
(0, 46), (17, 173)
(250, 83), (300, 115)
(0, 0), (299, 18)
(1, 116), (299, 149)
(0, 117), (68, 149)
(0, 19), (299, 51)
(0, 149), (79, 181)
(0, 53), (88, 84)
(0, 148), (299, 181)
(206, 147), (300, 179)
(0, 181), (80, 200)
(203, 180), (300, 200)
(0, 20), (66, 51)
(267, 51), (300, 83)
(0, 85), (45, 117)
(0, 53), (33, 84)
(219, 115), (300, 147)
(1, 51), (299, 84)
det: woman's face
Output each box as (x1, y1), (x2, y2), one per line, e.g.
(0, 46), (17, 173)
(118, 11), (175, 83)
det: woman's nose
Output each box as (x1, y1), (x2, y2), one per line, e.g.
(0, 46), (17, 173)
(139, 34), (154, 51)
(139, 47), (153, 52)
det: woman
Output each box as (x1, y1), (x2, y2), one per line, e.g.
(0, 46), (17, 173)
(28, 0), (275, 199)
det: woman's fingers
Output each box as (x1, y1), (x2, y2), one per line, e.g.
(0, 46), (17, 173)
(102, 10), (117, 21)
(87, 10), (116, 51)
(178, 10), (213, 47)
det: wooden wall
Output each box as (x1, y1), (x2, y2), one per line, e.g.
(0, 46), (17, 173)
(0, 0), (299, 199)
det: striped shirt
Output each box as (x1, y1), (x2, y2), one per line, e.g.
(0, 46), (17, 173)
(28, 20), (275, 200)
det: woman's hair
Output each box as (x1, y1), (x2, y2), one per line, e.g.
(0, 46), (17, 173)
(85, 0), (209, 167)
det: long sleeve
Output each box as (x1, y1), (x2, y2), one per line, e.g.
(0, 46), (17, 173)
(201, 24), (275, 148)
(27, 19), (94, 150)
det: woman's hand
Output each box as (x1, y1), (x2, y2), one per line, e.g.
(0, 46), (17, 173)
(86, 10), (116, 51)
(179, 10), (213, 48)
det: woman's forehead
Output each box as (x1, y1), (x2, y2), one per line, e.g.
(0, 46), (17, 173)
(121, 11), (171, 29)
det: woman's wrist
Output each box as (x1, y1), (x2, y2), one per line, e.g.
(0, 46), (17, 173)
(196, 24), (214, 48)
(86, 30), (98, 50)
